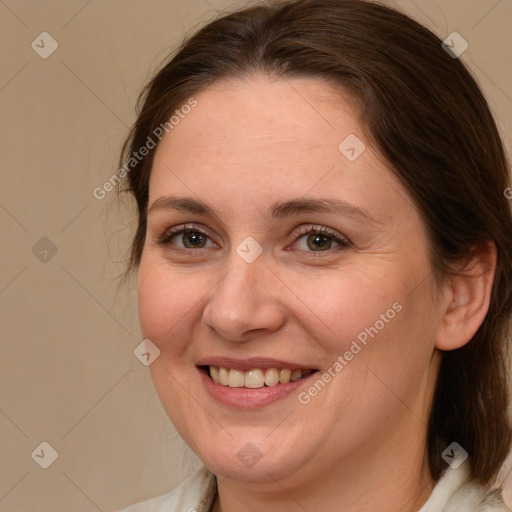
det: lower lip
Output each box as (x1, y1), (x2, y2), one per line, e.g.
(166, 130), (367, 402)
(198, 368), (317, 408)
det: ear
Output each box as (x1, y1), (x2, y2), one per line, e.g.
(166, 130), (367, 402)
(435, 240), (497, 351)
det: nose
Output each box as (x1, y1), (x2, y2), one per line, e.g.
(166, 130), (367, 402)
(201, 250), (286, 342)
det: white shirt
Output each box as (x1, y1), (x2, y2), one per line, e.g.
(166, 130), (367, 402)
(118, 462), (508, 512)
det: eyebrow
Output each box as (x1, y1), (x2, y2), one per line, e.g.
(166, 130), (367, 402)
(147, 196), (379, 224)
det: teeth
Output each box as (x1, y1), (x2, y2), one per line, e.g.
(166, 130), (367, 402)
(264, 368), (279, 387)
(290, 369), (302, 381)
(244, 369), (265, 388)
(208, 366), (311, 388)
(227, 369), (245, 388)
(219, 367), (229, 385)
(210, 366), (220, 383)
(279, 368), (291, 384)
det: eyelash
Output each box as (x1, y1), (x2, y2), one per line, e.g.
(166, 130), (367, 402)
(156, 223), (350, 257)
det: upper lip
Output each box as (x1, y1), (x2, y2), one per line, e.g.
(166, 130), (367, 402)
(196, 356), (318, 372)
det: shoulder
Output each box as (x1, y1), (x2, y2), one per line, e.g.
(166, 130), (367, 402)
(117, 466), (217, 512)
(419, 464), (508, 512)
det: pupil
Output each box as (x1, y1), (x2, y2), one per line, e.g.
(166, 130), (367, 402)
(308, 234), (331, 251)
(184, 232), (205, 248)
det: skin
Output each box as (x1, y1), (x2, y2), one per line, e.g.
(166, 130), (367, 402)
(137, 75), (496, 512)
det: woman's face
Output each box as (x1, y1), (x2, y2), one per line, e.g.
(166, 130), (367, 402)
(138, 75), (445, 486)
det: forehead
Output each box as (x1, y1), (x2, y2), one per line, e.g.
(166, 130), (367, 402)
(148, 75), (409, 228)
(151, 75), (364, 186)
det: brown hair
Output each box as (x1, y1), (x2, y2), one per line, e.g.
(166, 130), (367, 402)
(119, 0), (512, 489)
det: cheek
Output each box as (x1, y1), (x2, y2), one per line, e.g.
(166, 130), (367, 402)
(137, 260), (202, 357)
(279, 265), (404, 354)
(292, 263), (435, 397)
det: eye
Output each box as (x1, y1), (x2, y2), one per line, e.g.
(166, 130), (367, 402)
(157, 224), (218, 250)
(156, 223), (350, 255)
(290, 225), (350, 254)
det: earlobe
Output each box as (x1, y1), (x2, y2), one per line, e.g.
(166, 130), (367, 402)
(435, 240), (497, 351)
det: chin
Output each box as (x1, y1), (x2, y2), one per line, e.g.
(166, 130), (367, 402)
(187, 428), (309, 483)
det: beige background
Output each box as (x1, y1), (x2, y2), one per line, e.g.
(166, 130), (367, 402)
(0, 0), (511, 510)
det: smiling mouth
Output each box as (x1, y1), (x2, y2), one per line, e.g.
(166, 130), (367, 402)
(201, 365), (319, 389)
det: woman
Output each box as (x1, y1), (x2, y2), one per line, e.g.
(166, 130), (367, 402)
(117, 0), (512, 510)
